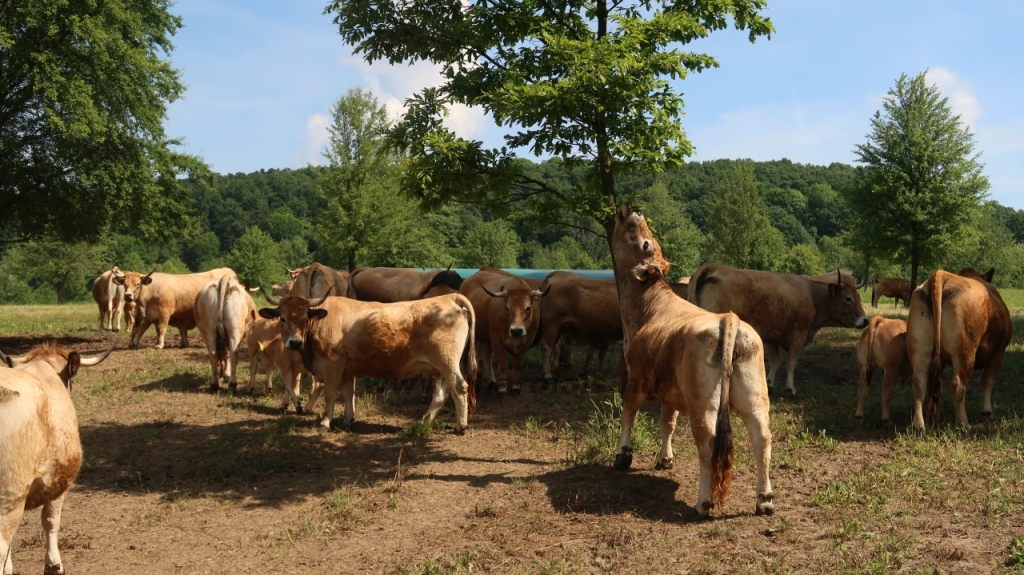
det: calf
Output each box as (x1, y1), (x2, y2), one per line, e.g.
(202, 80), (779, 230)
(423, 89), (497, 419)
(195, 275), (257, 391)
(855, 316), (910, 422)
(0, 342), (112, 575)
(245, 317), (311, 413)
(612, 206), (773, 518)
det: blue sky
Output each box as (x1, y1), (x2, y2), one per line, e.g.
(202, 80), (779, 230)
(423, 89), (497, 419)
(164, 0), (1024, 207)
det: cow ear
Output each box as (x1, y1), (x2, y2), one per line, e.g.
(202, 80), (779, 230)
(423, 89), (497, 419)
(618, 204), (629, 220)
(141, 276), (153, 285)
(66, 352), (81, 381)
(112, 276), (125, 285)
(984, 268), (995, 283)
(828, 283), (839, 297)
(308, 309), (328, 320)
(258, 308), (280, 320)
(631, 264), (649, 282)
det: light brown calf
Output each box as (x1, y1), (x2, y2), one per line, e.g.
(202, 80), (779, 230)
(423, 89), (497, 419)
(0, 342), (112, 575)
(855, 316), (910, 422)
(245, 317), (312, 413)
(612, 206), (773, 518)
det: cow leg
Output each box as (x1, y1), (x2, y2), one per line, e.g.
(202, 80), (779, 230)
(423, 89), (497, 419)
(855, 362), (872, 419)
(540, 324), (559, 385)
(494, 348), (510, 395)
(880, 368), (900, 424)
(0, 496), (26, 575)
(764, 343), (781, 391)
(731, 362), (774, 516)
(689, 406), (717, 517)
(178, 326), (189, 348)
(226, 347), (240, 388)
(784, 339), (805, 396)
(207, 351), (220, 390)
(129, 316), (152, 349)
(113, 304), (123, 332)
(909, 349), (931, 431)
(339, 375), (357, 425)
(288, 371), (303, 413)
(305, 376), (325, 415)
(318, 372), (344, 431)
(596, 344), (608, 374)
(480, 341), (497, 393)
(247, 351), (260, 394)
(979, 349), (1005, 419)
(655, 407), (678, 469)
(153, 319), (169, 349)
(951, 357), (975, 428)
(277, 366), (293, 412)
(41, 496), (66, 574)
(510, 350), (527, 394)
(423, 378), (450, 423)
(613, 390), (644, 470)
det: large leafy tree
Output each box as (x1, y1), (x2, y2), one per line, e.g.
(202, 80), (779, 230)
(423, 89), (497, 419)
(704, 163), (786, 270)
(845, 72), (988, 289)
(0, 0), (204, 243)
(325, 0), (773, 254)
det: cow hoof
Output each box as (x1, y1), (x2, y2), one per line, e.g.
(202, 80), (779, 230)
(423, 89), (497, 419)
(511, 387), (521, 395)
(486, 380), (498, 394)
(44, 564), (65, 575)
(788, 389), (797, 397)
(453, 427), (466, 436)
(317, 424), (331, 434)
(982, 410), (993, 420)
(295, 406), (304, 416)
(654, 457), (673, 470)
(756, 492), (775, 516)
(541, 378), (552, 391)
(698, 500), (715, 517)
(613, 447), (633, 470)
(881, 418), (892, 427)
(207, 384), (219, 393)
(854, 413), (863, 420)
(497, 390), (507, 401)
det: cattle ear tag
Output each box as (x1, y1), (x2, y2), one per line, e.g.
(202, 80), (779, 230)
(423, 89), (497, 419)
(258, 342), (265, 352)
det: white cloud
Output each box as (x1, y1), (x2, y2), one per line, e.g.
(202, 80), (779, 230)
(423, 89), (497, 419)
(926, 67), (981, 128)
(303, 113), (331, 166)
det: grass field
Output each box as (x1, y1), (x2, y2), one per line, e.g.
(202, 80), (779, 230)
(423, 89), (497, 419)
(3, 297), (1024, 574)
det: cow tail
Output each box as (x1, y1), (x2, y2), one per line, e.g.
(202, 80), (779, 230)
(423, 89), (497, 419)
(925, 272), (945, 426)
(864, 316), (880, 383)
(215, 275), (229, 375)
(710, 313), (737, 508)
(457, 294), (477, 414)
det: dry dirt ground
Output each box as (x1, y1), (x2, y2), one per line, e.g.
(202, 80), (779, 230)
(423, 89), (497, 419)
(3, 302), (1024, 574)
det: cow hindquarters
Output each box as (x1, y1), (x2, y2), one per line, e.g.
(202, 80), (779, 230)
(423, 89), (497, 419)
(950, 354), (976, 428)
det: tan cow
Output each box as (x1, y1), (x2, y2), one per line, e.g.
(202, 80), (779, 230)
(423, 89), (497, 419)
(270, 267), (303, 298)
(668, 276), (691, 299)
(907, 267), (1011, 429)
(611, 206), (773, 518)
(460, 271), (547, 395)
(290, 262), (355, 299)
(538, 271), (622, 385)
(0, 342), (113, 575)
(871, 276), (911, 307)
(91, 267), (129, 331)
(258, 290), (477, 432)
(689, 264), (869, 395)
(855, 316), (910, 422)
(350, 267), (464, 302)
(116, 268), (237, 349)
(195, 275), (257, 392)
(245, 317), (311, 413)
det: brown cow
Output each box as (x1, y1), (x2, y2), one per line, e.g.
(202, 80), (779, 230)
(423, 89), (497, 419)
(290, 262), (355, 299)
(91, 267), (129, 331)
(117, 268), (237, 349)
(872, 276), (911, 307)
(460, 270), (548, 395)
(0, 342), (113, 575)
(351, 267), (463, 302)
(855, 316), (910, 422)
(688, 264), (869, 396)
(668, 276), (691, 299)
(907, 267), (1011, 429)
(246, 317), (312, 413)
(611, 206), (773, 517)
(258, 290), (477, 432)
(195, 275), (257, 391)
(538, 271), (622, 385)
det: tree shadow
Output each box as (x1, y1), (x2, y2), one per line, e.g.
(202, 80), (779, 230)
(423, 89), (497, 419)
(0, 334), (101, 354)
(132, 372), (208, 393)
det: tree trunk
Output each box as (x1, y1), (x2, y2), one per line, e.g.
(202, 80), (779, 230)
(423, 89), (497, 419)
(910, 257), (919, 292)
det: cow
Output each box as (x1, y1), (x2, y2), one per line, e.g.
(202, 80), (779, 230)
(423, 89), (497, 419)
(91, 267), (129, 331)
(289, 262), (355, 299)
(195, 275), (257, 392)
(855, 316), (910, 422)
(872, 276), (911, 307)
(668, 276), (691, 299)
(270, 280), (294, 297)
(611, 205), (773, 518)
(688, 264), (869, 396)
(258, 290), (477, 432)
(350, 266), (463, 302)
(245, 317), (312, 413)
(907, 267), (1011, 429)
(116, 268), (237, 349)
(460, 270), (547, 395)
(0, 342), (113, 575)
(537, 271), (622, 385)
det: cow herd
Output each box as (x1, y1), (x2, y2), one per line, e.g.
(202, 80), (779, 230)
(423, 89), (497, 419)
(1, 206), (1016, 573)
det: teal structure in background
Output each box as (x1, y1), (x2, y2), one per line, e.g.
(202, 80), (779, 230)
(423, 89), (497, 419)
(422, 269), (615, 281)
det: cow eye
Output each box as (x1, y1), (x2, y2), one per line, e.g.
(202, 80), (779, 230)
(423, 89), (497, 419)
(279, 317), (286, 323)
(525, 306), (531, 314)
(845, 296), (853, 304)
(642, 240), (650, 251)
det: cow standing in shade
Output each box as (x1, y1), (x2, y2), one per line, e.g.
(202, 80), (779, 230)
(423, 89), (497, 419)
(0, 342), (113, 575)
(611, 206), (773, 518)
(195, 275), (257, 392)
(246, 317), (311, 413)
(872, 276), (911, 307)
(290, 262), (355, 299)
(907, 267), (1012, 429)
(855, 316), (910, 422)
(350, 267), (463, 302)
(688, 265), (869, 396)
(538, 271), (622, 385)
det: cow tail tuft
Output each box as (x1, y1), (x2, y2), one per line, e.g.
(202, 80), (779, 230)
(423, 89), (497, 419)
(215, 275), (229, 376)
(458, 294), (477, 414)
(710, 313), (737, 508)
(924, 272), (945, 426)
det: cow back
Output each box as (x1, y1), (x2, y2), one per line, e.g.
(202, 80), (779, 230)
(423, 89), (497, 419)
(351, 267), (463, 302)
(540, 271), (622, 341)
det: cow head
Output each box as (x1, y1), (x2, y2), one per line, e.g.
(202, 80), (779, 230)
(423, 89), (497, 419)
(2, 341), (115, 391)
(481, 284), (549, 338)
(826, 269), (869, 329)
(959, 267), (995, 283)
(291, 262), (336, 299)
(259, 288), (331, 350)
(612, 204), (672, 283)
(114, 269), (155, 303)
(271, 280), (294, 297)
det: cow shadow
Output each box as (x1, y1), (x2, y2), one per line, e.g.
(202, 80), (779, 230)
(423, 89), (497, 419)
(132, 372), (208, 393)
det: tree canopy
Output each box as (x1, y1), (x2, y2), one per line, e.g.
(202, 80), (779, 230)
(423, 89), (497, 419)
(845, 71), (988, 288)
(0, 0), (205, 243)
(325, 0), (773, 246)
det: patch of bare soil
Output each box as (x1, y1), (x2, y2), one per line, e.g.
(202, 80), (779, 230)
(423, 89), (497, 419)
(7, 329), (1024, 574)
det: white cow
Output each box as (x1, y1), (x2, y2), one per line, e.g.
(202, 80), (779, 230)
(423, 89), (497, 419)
(194, 275), (257, 391)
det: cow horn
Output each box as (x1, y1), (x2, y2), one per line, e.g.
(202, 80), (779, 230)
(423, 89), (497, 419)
(260, 286), (281, 306)
(0, 349), (13, 368)
(481, 285), (505, 298)
(79, 342), (116, 367)
(446, 264), (452, 271)
(284, 264), (293, 273)
(144, 268), (157, 279)
(308, 286), (333, 307)
(248, 286), (261, 293)
(533, 283), (552, 298)
(836, 269), (842, 285)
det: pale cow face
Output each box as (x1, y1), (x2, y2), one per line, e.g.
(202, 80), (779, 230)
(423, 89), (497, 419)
(612, 205), (673, 283)
(258, 291), (330, 350)
(112, 270), (154, 303)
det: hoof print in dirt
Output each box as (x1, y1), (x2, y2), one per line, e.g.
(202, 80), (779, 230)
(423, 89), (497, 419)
(613, 447), (633, 470)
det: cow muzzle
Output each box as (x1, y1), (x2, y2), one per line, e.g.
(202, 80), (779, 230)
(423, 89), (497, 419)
(855, 316), (869, 329)
(124, 293), (134, 302)
(285, 337), (304, 350)
(509, 326), (526, 337)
